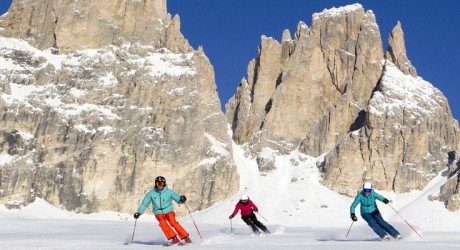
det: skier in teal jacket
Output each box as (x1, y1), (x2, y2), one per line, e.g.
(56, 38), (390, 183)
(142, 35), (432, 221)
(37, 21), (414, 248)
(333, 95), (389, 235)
(133, 176), (192, 245)
(350, 182), (401, 241)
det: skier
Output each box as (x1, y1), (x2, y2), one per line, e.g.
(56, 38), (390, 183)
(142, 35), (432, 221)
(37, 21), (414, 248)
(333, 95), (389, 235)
(229, 195), (270, 234)
(350, 182), (402, 241)
(133, 176), (192, 245)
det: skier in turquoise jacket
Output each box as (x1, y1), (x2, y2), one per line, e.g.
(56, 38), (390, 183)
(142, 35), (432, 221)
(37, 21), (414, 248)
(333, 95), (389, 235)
(133, 176), (192, 245)
(350, 182), (401, 241)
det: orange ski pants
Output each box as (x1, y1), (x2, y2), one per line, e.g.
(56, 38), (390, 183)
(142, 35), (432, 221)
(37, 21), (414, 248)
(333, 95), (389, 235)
(155, 212), (189, 240)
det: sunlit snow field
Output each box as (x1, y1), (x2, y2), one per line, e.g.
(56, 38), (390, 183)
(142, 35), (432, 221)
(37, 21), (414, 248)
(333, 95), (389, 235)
(1, 142), (460, 249)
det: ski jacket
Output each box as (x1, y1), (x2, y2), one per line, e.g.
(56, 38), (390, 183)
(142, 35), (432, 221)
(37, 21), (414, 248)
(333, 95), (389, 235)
(231, 199), (259, 217)
(137, 185), (184, 215)
(350, 190), (386, 215)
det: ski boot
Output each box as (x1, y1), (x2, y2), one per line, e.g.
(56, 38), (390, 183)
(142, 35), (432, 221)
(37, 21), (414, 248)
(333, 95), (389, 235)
(183, 236), (192, 244)
(162, 236), (180, 247)
(382, 235), (391, 241)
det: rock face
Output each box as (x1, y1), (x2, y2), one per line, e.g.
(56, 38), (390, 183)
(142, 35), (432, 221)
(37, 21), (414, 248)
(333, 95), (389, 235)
(226, 3), (460, 206)
(436, 152), (460, 210)
(2, 0), (191, 53)
(0, 0), (239, 215)
(227, 4), (384, 157)
(321, 62), (459, 195)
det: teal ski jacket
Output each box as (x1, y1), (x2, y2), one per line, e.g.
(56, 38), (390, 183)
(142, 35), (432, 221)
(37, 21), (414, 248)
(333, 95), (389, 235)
(137, 185), (184, 215)
(350, 190), (386, 215)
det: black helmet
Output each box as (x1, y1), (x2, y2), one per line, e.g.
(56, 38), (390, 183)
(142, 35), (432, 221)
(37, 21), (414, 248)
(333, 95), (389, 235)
(155, 176), (166, 185)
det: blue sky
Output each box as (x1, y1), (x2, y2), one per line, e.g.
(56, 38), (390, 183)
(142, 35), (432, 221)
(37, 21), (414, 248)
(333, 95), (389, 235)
(1, 1), (459, 120)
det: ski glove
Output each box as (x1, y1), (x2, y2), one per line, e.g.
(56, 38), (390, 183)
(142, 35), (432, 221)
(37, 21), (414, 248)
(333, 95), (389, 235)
(383, 198), (390, 204)
(134, 212), (140, 219)
(253, 208), (258, 212)
(229, 215), (234, 219)
(180, 195), (187, 202)
(351, 213), (357, 221)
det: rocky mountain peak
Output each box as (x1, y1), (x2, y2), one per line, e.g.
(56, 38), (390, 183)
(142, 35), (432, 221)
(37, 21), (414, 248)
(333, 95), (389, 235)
(0, 0), (238, 215)
(312, 3), (363, 21)
(386, 21), (417, 77)
(227, 3), (384, 155)
(226, 4), (460, 209)
(2, 0), (192, 53)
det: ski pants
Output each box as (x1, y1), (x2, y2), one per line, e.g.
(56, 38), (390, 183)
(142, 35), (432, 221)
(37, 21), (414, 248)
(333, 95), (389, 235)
(361, 210), (400, 238)
(155, 211), (189, 240)
(241, 213), (267, 233)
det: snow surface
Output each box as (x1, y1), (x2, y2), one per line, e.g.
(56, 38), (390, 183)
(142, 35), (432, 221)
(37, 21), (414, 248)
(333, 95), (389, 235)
(369, 62), (444, 118)
(1, 142), (460, 249)
(312, 3), (362, 20)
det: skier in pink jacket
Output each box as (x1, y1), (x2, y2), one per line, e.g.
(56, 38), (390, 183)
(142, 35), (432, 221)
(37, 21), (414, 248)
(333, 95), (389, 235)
(229, 195), (269, 234)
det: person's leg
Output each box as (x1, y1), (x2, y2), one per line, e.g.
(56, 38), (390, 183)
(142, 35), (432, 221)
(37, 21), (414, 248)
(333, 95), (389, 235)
(242, 215), (259, 233)
(249, 214), (268, 232)
(361, 213), (387, 238)
(372, 211), (400, 237)
(155, 214), (177, 240)
(164, 212), (189, 240)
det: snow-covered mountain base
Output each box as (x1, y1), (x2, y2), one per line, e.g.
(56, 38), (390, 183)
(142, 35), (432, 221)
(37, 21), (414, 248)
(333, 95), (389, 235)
(1, 143), (459, 249)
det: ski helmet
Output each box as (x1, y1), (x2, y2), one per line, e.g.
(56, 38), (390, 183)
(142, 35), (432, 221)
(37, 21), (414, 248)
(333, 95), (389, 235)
(240, 195), (249, 201)
(155, 176), (166, 185)
(363, 182), (373, 192)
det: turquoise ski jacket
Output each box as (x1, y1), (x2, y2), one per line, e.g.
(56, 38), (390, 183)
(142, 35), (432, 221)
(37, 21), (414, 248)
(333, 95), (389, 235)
(137, 185), (184, 215)
(350, 190), (386, 215)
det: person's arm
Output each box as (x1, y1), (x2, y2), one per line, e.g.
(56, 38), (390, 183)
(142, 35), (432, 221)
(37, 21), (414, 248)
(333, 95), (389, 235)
(137, 192), (152, 214)
(350, 194), (361, 215)
(250, 200), (258, 212)
(350, 194), (361, 221)
(374, 192), (390, 204)
(170, 189), (184, 204)
(229, 204), (241, 218)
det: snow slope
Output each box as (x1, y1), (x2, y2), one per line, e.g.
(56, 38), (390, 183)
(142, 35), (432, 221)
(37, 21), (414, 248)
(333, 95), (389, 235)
(1, 142), (460, 249)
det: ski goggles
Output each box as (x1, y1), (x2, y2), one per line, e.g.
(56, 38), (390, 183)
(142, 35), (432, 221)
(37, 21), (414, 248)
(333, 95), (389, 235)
(156, 181), (165, 186)
(363, 189), (372, 193)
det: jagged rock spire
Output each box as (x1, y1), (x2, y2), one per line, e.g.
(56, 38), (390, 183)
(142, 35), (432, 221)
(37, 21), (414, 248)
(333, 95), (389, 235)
(386, 21), (417, 77)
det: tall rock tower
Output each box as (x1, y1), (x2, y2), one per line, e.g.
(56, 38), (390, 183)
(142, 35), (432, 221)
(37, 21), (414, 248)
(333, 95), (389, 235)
(226, 4), (460, 205)
(0, 0), (239, 215)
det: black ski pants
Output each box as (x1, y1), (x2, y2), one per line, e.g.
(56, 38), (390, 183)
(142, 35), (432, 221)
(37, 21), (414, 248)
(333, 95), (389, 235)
(241, 213), (267, 233)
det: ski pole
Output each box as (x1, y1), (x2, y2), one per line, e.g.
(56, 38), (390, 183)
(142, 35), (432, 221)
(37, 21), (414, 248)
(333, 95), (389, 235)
(255, 211), (268, 222)
(185, 203), (203, 240)
(345, 221), (354, 240)
(388, 204), (422, 238)
(130, 218), (138, 245)
(230, 218), (233, 234)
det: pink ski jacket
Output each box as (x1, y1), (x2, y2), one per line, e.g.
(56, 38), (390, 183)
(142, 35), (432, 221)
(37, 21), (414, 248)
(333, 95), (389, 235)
(231, 199), (258, 217)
